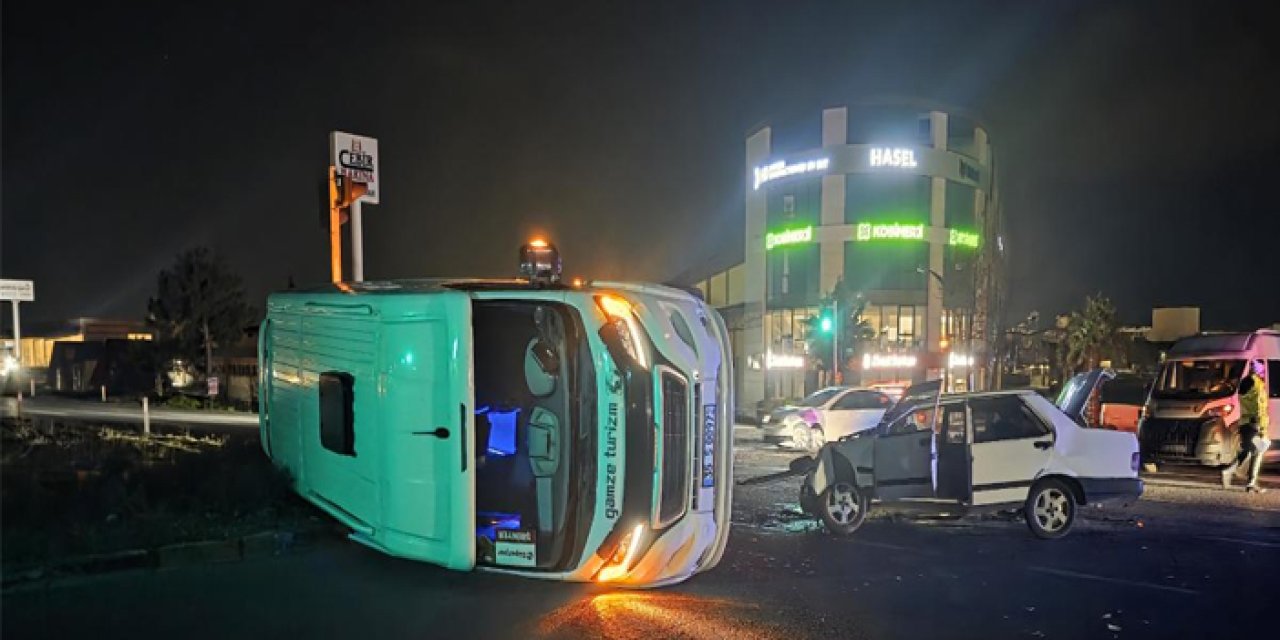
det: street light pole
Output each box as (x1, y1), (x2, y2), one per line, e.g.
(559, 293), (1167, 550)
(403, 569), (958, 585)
(918, 266), (953, 389)
(832, 298), (839, 385)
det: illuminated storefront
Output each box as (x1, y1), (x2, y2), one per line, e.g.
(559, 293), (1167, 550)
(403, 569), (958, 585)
(688, 102), (1005, 409)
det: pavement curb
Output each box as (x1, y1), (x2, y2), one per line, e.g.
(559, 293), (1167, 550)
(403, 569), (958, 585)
(1, 525), (333, 592)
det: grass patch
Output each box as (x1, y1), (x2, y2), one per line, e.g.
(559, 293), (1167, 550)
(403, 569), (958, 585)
(1, 417), (317, 570)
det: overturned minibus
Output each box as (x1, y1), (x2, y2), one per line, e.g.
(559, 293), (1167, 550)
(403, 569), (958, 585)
(257, 242), (732, 586)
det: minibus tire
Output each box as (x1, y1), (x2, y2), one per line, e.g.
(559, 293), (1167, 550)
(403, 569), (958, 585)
(1024, 478), (1076, 539)
(818, 482), (869, 535)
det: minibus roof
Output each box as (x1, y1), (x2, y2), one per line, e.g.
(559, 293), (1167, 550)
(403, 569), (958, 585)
(1167, 330), (1280, 359)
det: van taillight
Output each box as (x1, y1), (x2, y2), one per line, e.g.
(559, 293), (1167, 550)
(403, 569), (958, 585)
(1131, 453), (1140, 473)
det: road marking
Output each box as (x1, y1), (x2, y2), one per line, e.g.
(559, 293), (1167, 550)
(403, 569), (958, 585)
(1028, 566), (1199, 595)
(1198, 536), (1280, 549)
(852, 539), (938, 555)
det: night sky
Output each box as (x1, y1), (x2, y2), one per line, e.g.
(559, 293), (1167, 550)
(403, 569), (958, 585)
(3, 1), (1278, 330)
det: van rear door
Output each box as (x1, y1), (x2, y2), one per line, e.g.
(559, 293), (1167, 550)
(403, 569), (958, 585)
(368, 292), (476, 571)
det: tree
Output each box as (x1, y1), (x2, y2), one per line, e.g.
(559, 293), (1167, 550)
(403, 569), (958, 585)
(804, 278), (875, 383)
(147, 247), (256, 381)
(1060, 294), (1123, 377)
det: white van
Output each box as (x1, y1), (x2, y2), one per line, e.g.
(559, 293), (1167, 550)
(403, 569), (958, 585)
(257, 243), (733, 586)
(1140, 330), (1280, 467)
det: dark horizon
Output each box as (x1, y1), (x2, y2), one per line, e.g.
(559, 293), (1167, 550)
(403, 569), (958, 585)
(4, 0), (1278, 331)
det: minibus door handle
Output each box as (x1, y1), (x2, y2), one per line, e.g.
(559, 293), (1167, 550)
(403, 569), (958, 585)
(409, 405), (468, 472)
(413, 427), (451, 439)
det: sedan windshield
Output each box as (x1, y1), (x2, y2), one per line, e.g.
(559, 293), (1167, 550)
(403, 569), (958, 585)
(1153, 359), (1244, 400)
(798, 388), (843, 407)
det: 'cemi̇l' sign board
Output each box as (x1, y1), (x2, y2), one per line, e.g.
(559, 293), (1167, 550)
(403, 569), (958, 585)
(330, 131), (380, 204)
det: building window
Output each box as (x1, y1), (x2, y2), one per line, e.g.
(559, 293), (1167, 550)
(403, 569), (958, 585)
(898, 305), (915, 344)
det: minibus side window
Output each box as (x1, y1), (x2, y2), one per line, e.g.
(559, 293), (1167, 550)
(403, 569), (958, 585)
(320, 371), (355, 455)
(1269, 361), (1280, 399)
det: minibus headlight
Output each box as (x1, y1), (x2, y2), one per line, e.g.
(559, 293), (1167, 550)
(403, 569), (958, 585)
(596, 295), (649, 369)
(597, 524), (645, 582)
(1205, 404), (1234, 419)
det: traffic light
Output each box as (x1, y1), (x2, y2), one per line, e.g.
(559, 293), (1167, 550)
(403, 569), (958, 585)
(820, 312), (834, 333)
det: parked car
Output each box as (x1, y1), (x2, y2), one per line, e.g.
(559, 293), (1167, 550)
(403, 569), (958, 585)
(800, 375), (1142, 539)
(761, 387), (893, 452)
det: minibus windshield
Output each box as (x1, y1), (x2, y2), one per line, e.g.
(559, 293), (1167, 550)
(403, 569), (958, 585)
(473, 302), (595, 571)
(1153, 359), (1245, 400)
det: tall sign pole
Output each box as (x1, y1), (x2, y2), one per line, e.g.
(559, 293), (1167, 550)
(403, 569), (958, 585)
(1, 279), (35, 365)
(329, 132), (379, 283)
(351, 200), (364, 282)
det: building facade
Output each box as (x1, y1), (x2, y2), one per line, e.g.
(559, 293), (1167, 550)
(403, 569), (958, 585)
(691, 103), (1005, 412)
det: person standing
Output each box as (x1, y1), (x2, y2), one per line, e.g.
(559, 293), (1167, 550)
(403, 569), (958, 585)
(1222, 360), (1269, 493)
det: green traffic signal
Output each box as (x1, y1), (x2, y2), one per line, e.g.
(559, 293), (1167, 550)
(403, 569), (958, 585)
(820, 315), (833, 333)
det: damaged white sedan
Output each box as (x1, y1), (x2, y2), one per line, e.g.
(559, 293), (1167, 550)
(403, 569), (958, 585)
(800, 378), (1142, 539)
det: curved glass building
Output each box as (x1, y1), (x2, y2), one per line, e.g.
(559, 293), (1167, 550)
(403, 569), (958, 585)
(689, 102), (1006, 410)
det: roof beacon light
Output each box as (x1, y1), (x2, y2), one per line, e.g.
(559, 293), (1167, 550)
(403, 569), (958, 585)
(519, 239), (561, 285)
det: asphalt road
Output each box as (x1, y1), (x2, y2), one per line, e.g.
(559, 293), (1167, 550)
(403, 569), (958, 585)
(4, 426), (1279, 640)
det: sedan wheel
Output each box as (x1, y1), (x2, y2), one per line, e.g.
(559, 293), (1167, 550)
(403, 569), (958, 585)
(818, 482), (869, 535)
(808, 426), (826, 453)
(1024, 479), (1076, 539)
(790, 423), (810, 450)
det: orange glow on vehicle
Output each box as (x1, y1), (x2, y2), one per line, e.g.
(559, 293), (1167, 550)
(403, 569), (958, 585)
(529, 238), (548, 248)
(596, 294), (633, 320)
(596, 524), (644, 582)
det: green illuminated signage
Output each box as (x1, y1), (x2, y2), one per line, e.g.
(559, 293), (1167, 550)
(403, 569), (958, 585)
(855, 222), (924, 242)
(765, 226), (813, 250)
(948, 229), (980, 248)
(851, 221), (981, 248)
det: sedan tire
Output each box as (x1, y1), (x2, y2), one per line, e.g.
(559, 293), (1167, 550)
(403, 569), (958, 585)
(818, 482), (869, 536)
(1024, 478), (1076, 539)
